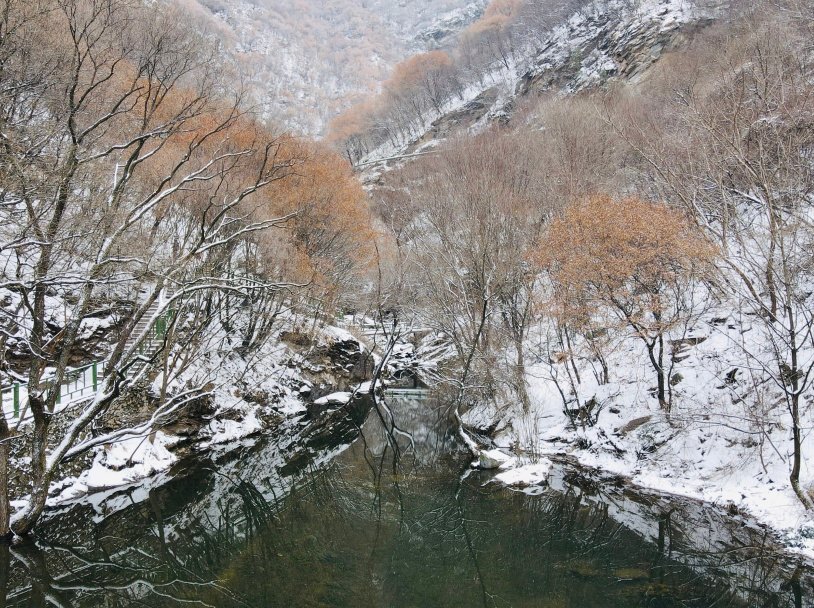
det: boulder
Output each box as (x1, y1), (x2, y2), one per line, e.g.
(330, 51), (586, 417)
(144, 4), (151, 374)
(478, 449), (515, 470)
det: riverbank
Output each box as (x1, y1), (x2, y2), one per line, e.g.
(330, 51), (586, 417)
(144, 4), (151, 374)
(463, 309), (814, 561)
(7, 323), (376, 521)
(7, 388), (811, 607)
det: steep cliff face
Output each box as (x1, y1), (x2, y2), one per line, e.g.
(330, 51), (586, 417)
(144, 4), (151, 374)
(416, 0), (489, 48)
(514, 0), (709, 99)
(360, 0), (717, 171)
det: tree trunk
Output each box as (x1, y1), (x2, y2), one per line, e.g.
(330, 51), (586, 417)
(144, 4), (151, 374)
(0, 542), (9, 608)
(646, 336), (668, 414)
(790, 392), (811, 509)
(658, 333), (667, 415)
(784, 290), (811, 509)
(0, 420), (11, 541)
(12, 405), (51, 535)
(766, 198), (779, 321)
(561, 325), (581, 385)
(514, 333), (530, 412)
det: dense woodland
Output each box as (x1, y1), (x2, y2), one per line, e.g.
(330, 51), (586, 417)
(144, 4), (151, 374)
(172, 0), (485, 134)
(359, 0), (814, 512)
(0, 0), (374, 536)
(1, 0), (814, 552)
(328, 0), (591, 159)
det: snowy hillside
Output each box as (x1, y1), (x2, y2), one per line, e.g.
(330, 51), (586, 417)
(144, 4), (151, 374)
(349, 0), (814, 560)
(179, 0), (487, 134)
(354, 0), (711, 170)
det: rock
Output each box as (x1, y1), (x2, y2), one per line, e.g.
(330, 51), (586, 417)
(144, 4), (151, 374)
(478, 449), (514, 470)
(617, 415), (652, 436)
(495, 460), (553, 488)
(313, 392), (353, 406)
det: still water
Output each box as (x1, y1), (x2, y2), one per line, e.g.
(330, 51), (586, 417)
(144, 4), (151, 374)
(2, 392), (812, 607)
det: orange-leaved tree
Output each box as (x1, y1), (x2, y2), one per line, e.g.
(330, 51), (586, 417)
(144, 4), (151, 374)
(384, 51), (457, 120)
(267, 143), (374, 314)
(540, 195), (717, 414)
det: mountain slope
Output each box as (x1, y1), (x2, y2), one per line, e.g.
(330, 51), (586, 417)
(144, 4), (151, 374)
(353, 0), (717, 173)
(176, 0), (487, 134)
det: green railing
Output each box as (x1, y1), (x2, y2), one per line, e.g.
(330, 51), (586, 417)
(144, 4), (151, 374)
(1, 361), (104, 422)
(135, 309), (175, 356)
(1, 308), (175, 423)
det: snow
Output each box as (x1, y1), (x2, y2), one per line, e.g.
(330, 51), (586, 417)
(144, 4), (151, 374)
(205, 406), (264, 446)
(477, 448), (515, 469)
(278, 393), (308, 415)
(355, 381), (374, 394)
(458, 297), (814, 558)
(72, 431), (179, 494)
(494, 460), (553, 491)
(5, 313), (370, 523)
(323, 325), (356, 342)
(314, 392), (353, 406)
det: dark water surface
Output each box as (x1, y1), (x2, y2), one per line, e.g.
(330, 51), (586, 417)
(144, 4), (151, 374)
(2, 391), (813, 607)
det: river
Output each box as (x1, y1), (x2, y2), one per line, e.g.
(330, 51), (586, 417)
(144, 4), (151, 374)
(2, 391), (812, 607)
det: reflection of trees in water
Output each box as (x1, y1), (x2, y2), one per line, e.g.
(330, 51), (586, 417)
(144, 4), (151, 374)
(1, 479), (270, 607)
(1, 396), (812, 607)
(0, 399), (374, 607)
(519, 472), (813, 608)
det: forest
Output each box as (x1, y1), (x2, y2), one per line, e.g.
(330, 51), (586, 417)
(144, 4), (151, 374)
(1, 0), (814, 604)
(339, 0), (814, 537)
(0, 0), (376, 536)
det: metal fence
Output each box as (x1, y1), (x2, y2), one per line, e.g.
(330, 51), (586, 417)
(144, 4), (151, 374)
(0, 361), (105, 423)
(1, 308), (173, 424)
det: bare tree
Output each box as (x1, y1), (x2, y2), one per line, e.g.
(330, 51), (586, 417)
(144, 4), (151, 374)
(611, 6), (814, 506)
(0, 0), (306, 535)
(408, 130), (547, 415)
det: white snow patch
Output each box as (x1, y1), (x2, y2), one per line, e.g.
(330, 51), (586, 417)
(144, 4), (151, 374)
(478, 448), (515, 469)
(79, 431), (179, 492)
(205, 406), (263, 446)
(355, 381), (374, 394)
(314, 392), (353, 406)
(495, 460), (554, 490)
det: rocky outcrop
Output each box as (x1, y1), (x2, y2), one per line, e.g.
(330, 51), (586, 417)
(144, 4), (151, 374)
(362, 0), (716, 171)
(416, 0), (488, 49)
(516, 1), (712, 100)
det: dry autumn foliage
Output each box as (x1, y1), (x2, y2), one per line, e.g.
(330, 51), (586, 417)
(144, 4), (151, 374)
(539, 194), (717, 412)
(0, 0), (380, 537)
(327, 0), (523, 161)
(267, 143), (374, 303)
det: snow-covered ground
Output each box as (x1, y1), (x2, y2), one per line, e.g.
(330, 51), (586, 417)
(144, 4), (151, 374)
(11, 316), (374, 521)
(468, 301), (814, 559)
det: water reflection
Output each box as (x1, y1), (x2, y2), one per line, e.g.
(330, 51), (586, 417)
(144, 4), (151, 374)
(1, 392), (812, 607)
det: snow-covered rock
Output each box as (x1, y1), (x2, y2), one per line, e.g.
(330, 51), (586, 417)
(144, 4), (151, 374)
(478, 448), (515, 469)
(495, 460), (553, 489)
(81, 432), (179, 493)
(314, 391), (354, 406)
(205, 405), (264, 446)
